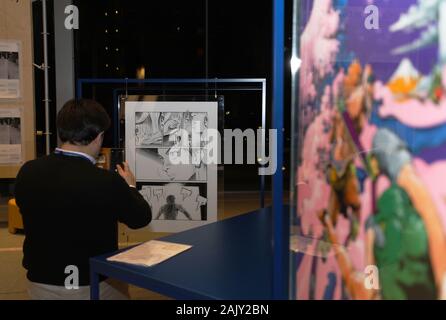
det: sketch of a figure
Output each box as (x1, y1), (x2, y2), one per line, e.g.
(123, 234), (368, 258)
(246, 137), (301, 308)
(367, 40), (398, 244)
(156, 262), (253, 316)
(160, 112), (182, 135)
(156, 195), (192, 220)
(0, 117), (21, 145)
(135, 148), (207, 181)
(126, 101), (218, 232)
(135, 112), (162, 146)
(135, 112), (185, 147)
(139, 183), (206, 220)
(161, 148), (206, 181)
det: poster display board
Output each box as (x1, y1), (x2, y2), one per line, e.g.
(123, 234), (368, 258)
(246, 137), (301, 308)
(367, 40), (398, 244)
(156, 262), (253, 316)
(0, 1), (35, 178)
(126, 101), (218, 232)
(293, 0), (446, 299)
(0, 40), (21, 99)
(0, 107), (22, 164)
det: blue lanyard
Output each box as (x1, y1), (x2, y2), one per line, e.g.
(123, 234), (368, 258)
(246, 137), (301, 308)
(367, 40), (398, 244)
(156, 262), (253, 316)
(54, 149), (94, 163)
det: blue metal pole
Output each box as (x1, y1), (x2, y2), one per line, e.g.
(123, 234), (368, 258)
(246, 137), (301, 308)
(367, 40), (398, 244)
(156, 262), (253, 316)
(76, 78), (267, 84)
(272, 0), (288, 299)
(76, 79), (83, 99)
(112, 89), (119, 147)
(260, 79), (267, 209)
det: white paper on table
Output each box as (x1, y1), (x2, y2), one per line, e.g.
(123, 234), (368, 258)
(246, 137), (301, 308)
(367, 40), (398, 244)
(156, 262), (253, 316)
(106, 240), (192, 267)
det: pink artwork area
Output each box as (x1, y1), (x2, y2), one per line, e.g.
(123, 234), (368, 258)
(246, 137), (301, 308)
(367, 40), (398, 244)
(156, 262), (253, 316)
(294, 0), (446, 299)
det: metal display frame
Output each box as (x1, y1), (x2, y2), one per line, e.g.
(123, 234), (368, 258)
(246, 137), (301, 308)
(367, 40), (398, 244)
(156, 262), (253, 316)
(76, 78), (268, 209)
(76, 4), (287, 294)
(77, 1), (286, 298)
(272, 0), (287, 300)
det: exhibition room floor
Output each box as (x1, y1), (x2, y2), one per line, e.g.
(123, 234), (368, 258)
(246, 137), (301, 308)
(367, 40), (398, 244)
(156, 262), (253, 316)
(0, 191), (273, 300)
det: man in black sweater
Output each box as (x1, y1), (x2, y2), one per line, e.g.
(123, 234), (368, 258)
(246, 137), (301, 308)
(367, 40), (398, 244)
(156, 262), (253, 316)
(15, 99), (152, 299)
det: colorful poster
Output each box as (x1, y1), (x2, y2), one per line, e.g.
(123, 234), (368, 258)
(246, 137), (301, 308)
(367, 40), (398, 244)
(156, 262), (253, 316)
(125, 101), (218, 233)
(294, 0), (446, 299)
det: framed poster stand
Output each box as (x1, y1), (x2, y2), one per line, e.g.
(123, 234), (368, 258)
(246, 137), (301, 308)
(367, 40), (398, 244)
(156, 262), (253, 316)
(76, 78), (267, 210)
(124, 99), (219, 232)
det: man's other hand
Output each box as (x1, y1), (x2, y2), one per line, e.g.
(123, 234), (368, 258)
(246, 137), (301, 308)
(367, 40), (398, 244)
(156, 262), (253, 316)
(116, 162), (136, 187)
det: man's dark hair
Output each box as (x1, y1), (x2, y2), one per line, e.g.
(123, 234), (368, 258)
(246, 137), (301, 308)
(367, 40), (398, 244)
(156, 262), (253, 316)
(57, 99), (111, 145)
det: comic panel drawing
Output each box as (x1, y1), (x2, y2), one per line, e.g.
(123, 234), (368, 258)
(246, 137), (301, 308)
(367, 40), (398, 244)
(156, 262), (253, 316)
(135, 112), (208, 148)
(126, 101), (218, 233)
(139, 183), (207, 221)
(135, 148), (207, 182)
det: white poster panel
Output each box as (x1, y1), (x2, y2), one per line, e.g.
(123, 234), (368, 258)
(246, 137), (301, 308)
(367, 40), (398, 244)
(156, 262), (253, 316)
(0, 41), (21, 99)
(125, 101), (218, 232)
(0, 107), (22, 164)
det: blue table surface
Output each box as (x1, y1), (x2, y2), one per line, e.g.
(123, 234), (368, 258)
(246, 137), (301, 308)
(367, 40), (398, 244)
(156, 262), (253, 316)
(90, 207), (274, 300)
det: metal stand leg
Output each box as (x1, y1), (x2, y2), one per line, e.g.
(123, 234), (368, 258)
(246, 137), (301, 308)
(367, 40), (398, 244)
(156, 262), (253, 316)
(90, 269), (100, 300)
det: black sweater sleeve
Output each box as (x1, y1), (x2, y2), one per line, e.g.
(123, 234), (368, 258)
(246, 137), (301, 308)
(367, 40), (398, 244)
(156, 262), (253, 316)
(14, 161), (30, 212)
(113, 174), (152, 229)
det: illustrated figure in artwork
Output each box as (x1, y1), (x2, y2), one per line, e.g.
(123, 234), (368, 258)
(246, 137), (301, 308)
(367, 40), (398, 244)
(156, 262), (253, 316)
(321, 60), (374, 246)
(156, 195), (193, 220)
(135, 111), (208, 148)
(319, 129), (446, 300)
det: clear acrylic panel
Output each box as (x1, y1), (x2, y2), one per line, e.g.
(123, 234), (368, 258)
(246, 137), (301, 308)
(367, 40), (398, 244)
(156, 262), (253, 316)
(291, 0), (446, 300)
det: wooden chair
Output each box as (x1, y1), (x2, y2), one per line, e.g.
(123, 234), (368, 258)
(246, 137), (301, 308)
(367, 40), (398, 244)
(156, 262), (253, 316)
(8, 198), (23, 234)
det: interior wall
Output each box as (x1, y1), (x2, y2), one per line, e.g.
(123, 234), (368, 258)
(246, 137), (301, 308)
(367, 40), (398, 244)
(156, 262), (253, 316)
(54, 0), (74, 114)
(0, 0), (36, 178)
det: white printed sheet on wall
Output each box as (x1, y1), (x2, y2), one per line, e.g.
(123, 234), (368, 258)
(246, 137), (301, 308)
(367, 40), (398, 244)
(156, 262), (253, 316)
(0, 41), (21, 99)
(0, 107), (22, 164)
